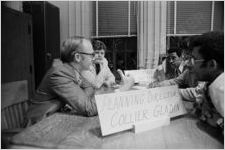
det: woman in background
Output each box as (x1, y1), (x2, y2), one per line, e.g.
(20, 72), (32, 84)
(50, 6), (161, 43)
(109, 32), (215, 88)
(81, 40), (115, 89)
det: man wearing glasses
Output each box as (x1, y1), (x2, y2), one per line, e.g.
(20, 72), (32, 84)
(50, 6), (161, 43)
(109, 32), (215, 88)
(188, 31), (224, 135)
(26, 36), (98, 125)
(150, 31), (224, 136)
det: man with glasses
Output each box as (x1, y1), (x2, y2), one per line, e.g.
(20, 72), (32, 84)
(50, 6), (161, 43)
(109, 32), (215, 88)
(26, 36), (98, 125)
(152, 32), (224, 135)
(187, 31), (224, 135)
(81, 40), (115, 89)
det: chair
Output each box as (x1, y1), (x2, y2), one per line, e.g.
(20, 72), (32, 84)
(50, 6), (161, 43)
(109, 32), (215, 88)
(158, 53), (167, 65)
(1, 80), (29, 148)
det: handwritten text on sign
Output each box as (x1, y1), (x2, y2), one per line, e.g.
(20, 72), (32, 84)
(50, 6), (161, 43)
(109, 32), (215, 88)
(95, 85), (186, 136)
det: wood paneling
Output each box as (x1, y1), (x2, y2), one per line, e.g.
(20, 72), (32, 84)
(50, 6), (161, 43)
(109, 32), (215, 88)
(1, 6), (33, 131)
(23, 2), (60, 88)
(1, 6), (35, 96)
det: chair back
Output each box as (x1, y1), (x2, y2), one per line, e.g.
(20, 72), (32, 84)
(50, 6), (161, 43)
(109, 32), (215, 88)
(1, 80), (29, 130)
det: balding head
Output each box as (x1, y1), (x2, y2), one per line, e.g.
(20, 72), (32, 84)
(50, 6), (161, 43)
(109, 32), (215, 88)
(61, 36), (91, 63)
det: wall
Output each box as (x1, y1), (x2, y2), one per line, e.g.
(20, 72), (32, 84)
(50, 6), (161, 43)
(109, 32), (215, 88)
(49, 1), (94, 45)
(4, 1), (94, 45)
(48, 1), (69, 45)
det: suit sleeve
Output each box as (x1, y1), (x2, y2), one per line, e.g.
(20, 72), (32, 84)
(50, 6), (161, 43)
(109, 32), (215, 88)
(173, 69), (189, 87)
(49, 72), (97, 116)
(156, 69), (189, 87)
(179, 82), (207, 102)
(179, 88), (198, 101)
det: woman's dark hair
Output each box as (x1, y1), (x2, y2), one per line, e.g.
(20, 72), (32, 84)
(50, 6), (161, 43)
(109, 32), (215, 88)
(189, 31), (224, 69)
(92, 40), (107, 51)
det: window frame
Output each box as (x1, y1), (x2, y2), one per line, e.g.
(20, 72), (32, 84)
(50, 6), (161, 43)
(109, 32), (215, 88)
(167, 1), (216, 37)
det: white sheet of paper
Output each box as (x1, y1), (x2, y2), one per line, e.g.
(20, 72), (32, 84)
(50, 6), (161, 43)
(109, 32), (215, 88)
(95, 85), (186, 136)
(124, 69), (156, 83)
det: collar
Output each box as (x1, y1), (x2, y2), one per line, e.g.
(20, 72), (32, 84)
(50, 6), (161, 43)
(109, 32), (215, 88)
(209, 72), (224, 90)
(208, 72), (224, 117)
(178, 61), (185, 73)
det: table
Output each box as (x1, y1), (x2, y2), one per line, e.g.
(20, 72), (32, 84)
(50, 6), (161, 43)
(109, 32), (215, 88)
(11, 112), (223, 149)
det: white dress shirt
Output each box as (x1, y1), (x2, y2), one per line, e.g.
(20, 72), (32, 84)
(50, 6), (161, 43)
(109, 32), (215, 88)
(208, 72), (224, 117)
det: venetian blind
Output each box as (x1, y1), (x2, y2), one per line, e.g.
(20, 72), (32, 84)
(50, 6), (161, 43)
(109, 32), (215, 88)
(176, 1), (212, 34)
(98, 1), (128, 36)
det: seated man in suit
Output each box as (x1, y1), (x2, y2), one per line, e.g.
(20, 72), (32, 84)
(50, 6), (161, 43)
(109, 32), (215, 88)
(26, 36), (133, 125)
(81, 40), (115, 89)
(26, 36), (98, 125)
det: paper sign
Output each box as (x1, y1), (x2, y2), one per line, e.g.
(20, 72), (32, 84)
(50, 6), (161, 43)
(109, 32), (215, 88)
(124, 69), (156, 83)
(95, 85), (186, 136)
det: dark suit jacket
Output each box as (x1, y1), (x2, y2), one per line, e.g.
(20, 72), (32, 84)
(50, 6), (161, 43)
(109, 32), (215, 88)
(26, 61), (97, 124)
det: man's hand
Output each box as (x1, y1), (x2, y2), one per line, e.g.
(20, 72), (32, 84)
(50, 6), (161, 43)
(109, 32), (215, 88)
(148, 81), (160, 88)
(103, 80), (115, 88)
(117, 69), (135, 91)
(93, 57), (108, 70)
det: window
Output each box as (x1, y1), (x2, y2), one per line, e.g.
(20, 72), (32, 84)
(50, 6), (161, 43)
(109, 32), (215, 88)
(92, 1), (137, 37)
(91, 1), (137, 80)
(176, 1), (212, 34)
(98, 1), (128, 36)
(91, 1), (223, 73)
(166, 1), (224, 49)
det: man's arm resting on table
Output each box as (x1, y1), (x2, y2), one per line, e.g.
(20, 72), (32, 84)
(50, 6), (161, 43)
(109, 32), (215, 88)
(149, 69), (189, 88)
(50, 73), (97, 116)
(161, 69), (189, 87)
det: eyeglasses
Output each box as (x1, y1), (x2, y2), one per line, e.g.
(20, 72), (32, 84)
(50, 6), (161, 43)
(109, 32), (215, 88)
(190, 58), (205, 65)
(77, 52), (95, 57)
